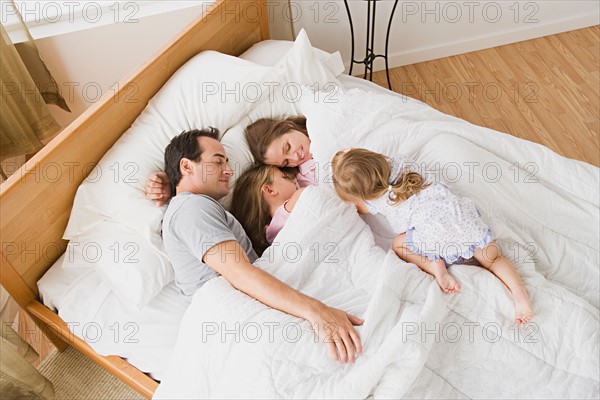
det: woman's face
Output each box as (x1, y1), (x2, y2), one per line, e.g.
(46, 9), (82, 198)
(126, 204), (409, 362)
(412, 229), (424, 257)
(263, 130), (311, 167)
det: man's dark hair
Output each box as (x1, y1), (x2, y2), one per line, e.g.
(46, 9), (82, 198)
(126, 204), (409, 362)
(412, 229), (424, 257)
(164, 128), (220, 196)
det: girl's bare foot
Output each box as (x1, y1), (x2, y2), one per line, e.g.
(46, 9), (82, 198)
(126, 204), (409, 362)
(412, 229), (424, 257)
(513, 288), (533, 325)
(431, 263), (461, 294)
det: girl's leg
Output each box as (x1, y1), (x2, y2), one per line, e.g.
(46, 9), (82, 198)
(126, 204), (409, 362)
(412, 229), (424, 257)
(392, 234), (461, 294)
(474, 242), (533, 324)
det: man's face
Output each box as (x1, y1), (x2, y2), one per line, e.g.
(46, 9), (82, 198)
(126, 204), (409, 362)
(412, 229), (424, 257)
(186, 137), (233, 200)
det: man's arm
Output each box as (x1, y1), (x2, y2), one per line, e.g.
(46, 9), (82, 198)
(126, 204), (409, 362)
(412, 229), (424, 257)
(203, 240), (363, 364)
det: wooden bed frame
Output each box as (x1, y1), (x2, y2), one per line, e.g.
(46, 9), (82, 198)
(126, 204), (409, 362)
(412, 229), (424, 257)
(0, 1), (269, 397)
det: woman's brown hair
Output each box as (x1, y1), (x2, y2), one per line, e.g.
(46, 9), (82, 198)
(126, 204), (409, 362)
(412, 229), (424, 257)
(331, 149), (428, 205)
(245, 116), (308, 164)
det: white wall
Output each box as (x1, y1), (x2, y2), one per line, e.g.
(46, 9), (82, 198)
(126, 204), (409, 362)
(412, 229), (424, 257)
(30, 0), (600, 127)
(1, 3), (205, 179)
(35, 5), (204, 127)
(270, 0), (599, 73)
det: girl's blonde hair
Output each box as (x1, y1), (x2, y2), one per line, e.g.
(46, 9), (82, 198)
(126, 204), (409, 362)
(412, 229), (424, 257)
(230, 164), (296, 256)
(331, 149), (428, 204)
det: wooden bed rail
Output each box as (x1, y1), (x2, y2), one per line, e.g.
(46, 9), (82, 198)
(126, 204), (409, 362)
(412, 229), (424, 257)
(26, 301), (159, 398)
(1, 251), (158, 397)
(0, 0), (269, 398)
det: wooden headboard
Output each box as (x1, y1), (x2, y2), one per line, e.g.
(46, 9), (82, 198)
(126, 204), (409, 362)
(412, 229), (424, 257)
(0, 0), (269, 397)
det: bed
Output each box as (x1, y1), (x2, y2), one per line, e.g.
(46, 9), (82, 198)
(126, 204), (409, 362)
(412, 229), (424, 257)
(2, 1), (599, 398)
(0, 0), (270, 397)
(149, 40), (599, 398)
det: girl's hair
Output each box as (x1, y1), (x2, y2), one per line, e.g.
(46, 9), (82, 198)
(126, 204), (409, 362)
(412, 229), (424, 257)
(245, 116), (308, 164)
(331, 149), (428, 205)
(230, 163), (297, 256)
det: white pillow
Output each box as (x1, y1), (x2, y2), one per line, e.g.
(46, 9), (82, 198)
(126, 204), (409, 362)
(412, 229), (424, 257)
(239, 39), (345, 76)
(219, 30), (345, 202)
(64, 51), (271, 243)
(262, 29), (341, 101)
(62, 221), (173, 310)
(297, 87), (436, 166)
(219, 124), (254, 210)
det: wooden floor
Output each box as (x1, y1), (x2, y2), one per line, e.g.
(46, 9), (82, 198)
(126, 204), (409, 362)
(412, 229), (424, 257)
(369, 26), (600, 167)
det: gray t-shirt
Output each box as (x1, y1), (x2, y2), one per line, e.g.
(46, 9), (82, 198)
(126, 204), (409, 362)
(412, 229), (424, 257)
(162, 192), (257, 297)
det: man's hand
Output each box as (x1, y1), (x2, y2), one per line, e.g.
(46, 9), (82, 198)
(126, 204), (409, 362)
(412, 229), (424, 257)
(202, 240), (365, 365)
(307, 303), (364, 364)
(145, 171), (171, 206)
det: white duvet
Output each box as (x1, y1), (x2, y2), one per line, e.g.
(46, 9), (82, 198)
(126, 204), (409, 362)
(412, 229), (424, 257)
(154, 87), (599, 399)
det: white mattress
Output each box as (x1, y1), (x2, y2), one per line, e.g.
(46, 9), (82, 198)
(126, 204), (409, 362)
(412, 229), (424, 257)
(36, 70), (391, 381)
(37, 254), (189, 381)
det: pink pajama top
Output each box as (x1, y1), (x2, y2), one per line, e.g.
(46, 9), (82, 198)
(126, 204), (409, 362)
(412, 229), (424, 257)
(265, 201), (291, 244)
(265, 159), (317, 244)
(296, 158), (318, 188)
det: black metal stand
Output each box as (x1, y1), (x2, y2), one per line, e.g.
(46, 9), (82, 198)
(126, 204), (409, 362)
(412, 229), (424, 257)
(343, 0), (398, 90)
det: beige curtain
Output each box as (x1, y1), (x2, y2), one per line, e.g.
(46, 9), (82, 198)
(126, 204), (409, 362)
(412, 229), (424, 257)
(0, 0), (70, 161)
(0, 286), (55, 399)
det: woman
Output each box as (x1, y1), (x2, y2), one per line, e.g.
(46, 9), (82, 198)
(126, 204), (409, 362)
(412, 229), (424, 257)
(245, 116), (311, 164)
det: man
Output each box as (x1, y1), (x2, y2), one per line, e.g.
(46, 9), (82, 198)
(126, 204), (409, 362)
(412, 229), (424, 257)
(149, 129), (363, 364)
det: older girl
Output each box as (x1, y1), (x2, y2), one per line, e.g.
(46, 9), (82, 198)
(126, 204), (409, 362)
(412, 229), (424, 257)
(332, 148), (533, 325)
(230, 164), (306, 256)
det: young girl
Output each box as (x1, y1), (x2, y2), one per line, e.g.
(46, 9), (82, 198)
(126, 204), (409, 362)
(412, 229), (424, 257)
(332, 148), (533, 325)
(230, 164), (305, 256)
